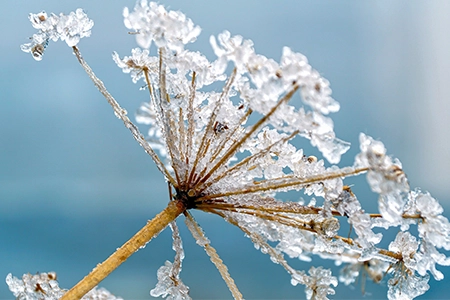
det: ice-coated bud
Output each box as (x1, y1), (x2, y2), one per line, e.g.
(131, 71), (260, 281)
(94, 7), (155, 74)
(123, 1), (201, 52)
(21, 9), (93, 60)
(304, 267), (337, 300)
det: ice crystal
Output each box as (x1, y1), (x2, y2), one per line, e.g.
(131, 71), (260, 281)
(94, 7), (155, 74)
(19, 2), (450, 300)
(123, 1), (201, 51)
(6, 272), (122, 300)
(150, 261), (190, 300)
(389, 232), (419, 271)
(151, 223), (190, 300)
(339, 258), (388, 287)
(387, 271), (429, 300)
(303, 267), (337, 300)
(6, 272), (65, 300)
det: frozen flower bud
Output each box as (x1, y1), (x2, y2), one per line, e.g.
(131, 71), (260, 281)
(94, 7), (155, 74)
(389, 231), (418, 270)
(56, 9), (94, 47)
(409, 190), (450, 251)
(21, 9), (93, 60)
(304, 267), (337, 300)
(123, 1), (201, 52)
(355, 133), (409, 194)
(113, 48), (158, 83)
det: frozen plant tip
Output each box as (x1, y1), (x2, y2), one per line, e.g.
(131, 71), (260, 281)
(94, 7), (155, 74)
(16, 1), (450, 300)
(21, 8), (93, 60)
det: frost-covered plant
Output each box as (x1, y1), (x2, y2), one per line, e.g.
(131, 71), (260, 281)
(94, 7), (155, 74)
(14, 2), (450, 300)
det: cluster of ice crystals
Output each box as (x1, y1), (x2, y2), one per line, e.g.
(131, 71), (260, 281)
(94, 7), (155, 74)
(6, 272), (122, 300)
(83, 287), (124, 300)
(112, 48), (158, 83)
(384, 232), (435, 299)
(414, 191), (450, 250)
(303, 267), (337, 300)
(151, 223), (190, 300)
(387, 272), (429, 300)
(113, 1), (352, 226)
(123, 0), (201, 52)
(389, 232), (418, 270)
(332, 188), (382, 251)
(21, 9), (93, 60)
(355, 133), (409, 193)
(6, 272), (65, 300)
(355, 133), (410, 224)
(150, 261), (190, 300)
(404, 190), (450, 280)
(211, 31), (349, 164)
(339, 258), (388, 286)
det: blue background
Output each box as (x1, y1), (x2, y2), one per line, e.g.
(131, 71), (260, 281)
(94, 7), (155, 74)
(2, 1), (450, 299)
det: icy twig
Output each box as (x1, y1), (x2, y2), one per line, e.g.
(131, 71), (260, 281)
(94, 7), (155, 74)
(197, 167), (369, 201)
(61, 200), (185, 300)
(150, 222), (190, 299)
(184, 211), (243, 300)
(72, 46), (176, 187)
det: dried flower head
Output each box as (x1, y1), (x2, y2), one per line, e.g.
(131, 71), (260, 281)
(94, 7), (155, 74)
(16, 2), (450, 300)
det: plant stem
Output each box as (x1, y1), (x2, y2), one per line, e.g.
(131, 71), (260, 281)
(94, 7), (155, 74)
(61, 200), (186, 300)
(71, 46), (177, 187)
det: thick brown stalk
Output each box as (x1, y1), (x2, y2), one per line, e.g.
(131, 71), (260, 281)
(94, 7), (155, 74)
(61, 200), (186, 300)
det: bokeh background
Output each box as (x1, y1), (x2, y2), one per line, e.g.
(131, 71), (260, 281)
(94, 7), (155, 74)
(2, 1), (450, 299)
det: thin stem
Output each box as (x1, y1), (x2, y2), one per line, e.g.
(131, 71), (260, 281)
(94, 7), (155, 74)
(211, 209), (305, 284)
(184, 211), (243, 300)
(61, 201), (186, 300)
(210, 206), (403, 263)
(61, 200), (186, 300)
(72, 46), (177, 187)
(169, 221), (184, 281)
(178, 107), (186, 164)
(369, 213), (423, 220)
(196, 130), (299, 194)
(184, 71), (197, 185)
(196, 201), (322, 216)
(152, 49), (183, 185)
(191, 107), (253, 188)
(198, 167), (369, 201)
(143, 66), (157, 104)
(187, 68), (237, 187)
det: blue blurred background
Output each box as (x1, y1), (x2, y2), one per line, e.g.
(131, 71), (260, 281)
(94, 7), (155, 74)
(2, 1), (450, 299)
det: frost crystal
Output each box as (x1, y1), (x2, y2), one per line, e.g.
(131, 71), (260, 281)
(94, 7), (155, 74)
(6, 272), (122, 300)
(21, 9), (93, 60)
(303, 267), (337, 300)
(150, 261), (190, 300)
(6, 272), (65, 300)
(389, 232), (418, 270)
(151, 223), (190, 300)
(387, 272), (429, 300)
(415, 191), (450, 250)
(123, 1), (201, 51)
